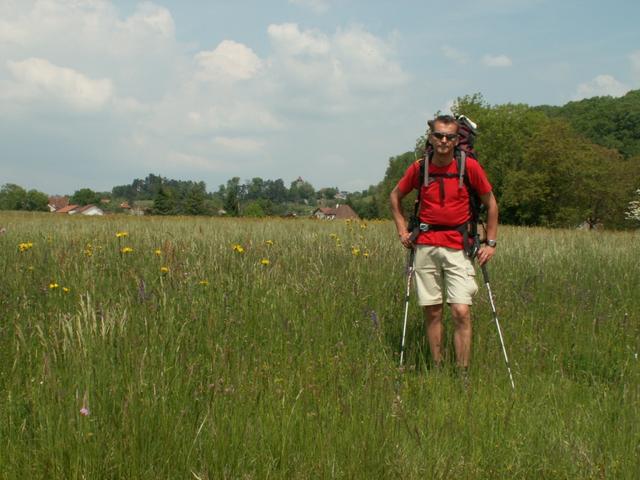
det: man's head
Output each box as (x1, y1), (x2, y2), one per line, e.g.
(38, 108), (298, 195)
(428, 115), (459, 156)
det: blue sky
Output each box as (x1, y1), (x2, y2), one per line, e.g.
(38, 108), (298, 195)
(1, 0), (639, 195)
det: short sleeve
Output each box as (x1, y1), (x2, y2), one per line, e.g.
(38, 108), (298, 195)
(397, 161), (421, 195)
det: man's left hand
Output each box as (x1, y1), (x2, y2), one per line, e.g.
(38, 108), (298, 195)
(477, 245), (495, 266)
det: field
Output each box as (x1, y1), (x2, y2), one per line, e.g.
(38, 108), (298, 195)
(1, 211), (639, 479)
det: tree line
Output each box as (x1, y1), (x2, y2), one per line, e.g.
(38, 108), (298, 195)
(0, 173), (343, 217)
(3, 89), (639, 227)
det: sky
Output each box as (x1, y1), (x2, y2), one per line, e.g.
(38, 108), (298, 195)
(1, 0), (639, 195)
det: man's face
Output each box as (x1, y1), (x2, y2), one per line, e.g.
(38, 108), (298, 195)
(429, 121), (459, 155)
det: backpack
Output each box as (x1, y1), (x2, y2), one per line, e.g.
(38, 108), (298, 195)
(408, 115), (483, 258)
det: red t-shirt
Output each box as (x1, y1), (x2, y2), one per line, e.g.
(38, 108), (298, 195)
(397, 156), (492, 249)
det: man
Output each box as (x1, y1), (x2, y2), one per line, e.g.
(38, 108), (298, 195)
(389, 115), (498, 370)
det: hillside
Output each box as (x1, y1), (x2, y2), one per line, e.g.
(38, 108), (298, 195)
(535, 89), (640, 158)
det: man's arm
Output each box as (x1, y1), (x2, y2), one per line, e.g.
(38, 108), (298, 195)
(390, 185), (413, 249)
(477, 191), (498, 265)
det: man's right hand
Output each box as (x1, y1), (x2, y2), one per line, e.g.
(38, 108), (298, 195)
(398, 230), (414, 249)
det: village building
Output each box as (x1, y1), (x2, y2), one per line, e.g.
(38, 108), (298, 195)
(47, 195), (69, 212)
(312, 204), (360, 220)
(55, 204), (104, 216)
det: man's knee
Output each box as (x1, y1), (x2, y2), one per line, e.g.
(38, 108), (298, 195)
(424, 304), (444, 324)
(450, 303), (471, 327)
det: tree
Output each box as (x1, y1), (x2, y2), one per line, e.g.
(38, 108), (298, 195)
(289, 179), (315, 203)
(317, 187), (339, 200)
(626, 189), (640, 224)
(374, 152), (416, 218)
(71, 188), (100, 206)
(245, 177), (265, 200)
(243, 200), (267, 217)
(152, 186), (176, 215)
(182, 183), (208, 215)
(24, 190), (49, 211)
(536, 89), (640, 158)
(223, 177), (241, 216)
(264, 179), (288, 203)
(0, 184), (27, 210)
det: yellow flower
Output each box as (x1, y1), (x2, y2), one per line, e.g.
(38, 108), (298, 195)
(351, 247), (360, 256)
(265, 240), (274, 246)
(198, 280), (209, 286)
(160, 266), (169, 273)
(62, 287), (71, 293)
(363, 251), (370, 258)
(115, 231), (128, 238)
(18, 242), (34, 252)
(360, 223), (368, 229)
(329, 233), (337, 239)
(232, 244), (245, 254)
(154, 248), (162, 256)
(84, 249), (93, 257)
(120, 247), (134, 254)
(260, 258), (270, 266)
(49, 282), (59, 290)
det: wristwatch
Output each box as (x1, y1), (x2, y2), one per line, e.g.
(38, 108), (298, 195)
(486, 239), (497, 248)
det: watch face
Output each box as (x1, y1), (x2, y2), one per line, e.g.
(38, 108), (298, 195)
(487, 240), (496, 247)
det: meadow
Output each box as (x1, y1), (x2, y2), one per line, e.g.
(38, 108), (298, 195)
(0, 211), (638, 479)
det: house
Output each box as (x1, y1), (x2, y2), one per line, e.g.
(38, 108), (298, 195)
(312, 204), (360, 220)
(55, 204), (104, 216)
(75, 205), (104, 216)
(313, 207), (336, 219)
(55, 204), (80, 214)
(47, 195), (69, 212)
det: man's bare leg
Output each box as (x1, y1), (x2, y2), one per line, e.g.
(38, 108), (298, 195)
(424, 304), (444, 366)
(451, 303), (472, 368)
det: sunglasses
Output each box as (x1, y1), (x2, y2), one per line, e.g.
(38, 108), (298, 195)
(431, 132), (458, 141)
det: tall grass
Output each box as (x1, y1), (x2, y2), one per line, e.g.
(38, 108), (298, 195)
(1, 211), (638, 478)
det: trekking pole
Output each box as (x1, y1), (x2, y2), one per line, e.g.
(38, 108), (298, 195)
(480, 264), (516, 390)
(399, 247), (416, 367)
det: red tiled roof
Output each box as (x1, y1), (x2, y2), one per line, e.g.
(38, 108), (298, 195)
(75, 204), (96, 213)
(48, 195), (69, 210)
(56, 204), (80, 214)
(317, 207), (336, 215)
(334, 204), (359, 220)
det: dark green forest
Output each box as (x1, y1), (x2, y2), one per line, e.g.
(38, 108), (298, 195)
(352, 90), (640, 229)
(2, 90), (639, 228)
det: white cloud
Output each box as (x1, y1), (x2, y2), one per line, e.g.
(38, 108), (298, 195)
(213, 136), (264, 153)
(266, 22), (408, 106)
(0, 19), (28, 45)
(0, 3), (411, 193)
(574, 74), (629, 100)
(630, 50), (640, 82)
(160, 152), (228, 172)
(119, 2), (174, 38)
(195, 40), (263, 82)
(482, 54), (512, 67)
(268, 23), (330, 56)
(6, 57), (113, 110)
(442, 45), (468, 64)
(288, 0), (330, 14)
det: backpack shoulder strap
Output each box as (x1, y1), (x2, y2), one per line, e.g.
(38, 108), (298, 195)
(456, 148), (467, 188)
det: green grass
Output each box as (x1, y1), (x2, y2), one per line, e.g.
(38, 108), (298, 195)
(0, 212), (638, 479)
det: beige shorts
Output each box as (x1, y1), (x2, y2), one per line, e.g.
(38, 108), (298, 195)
(413, 245), (478, 306)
